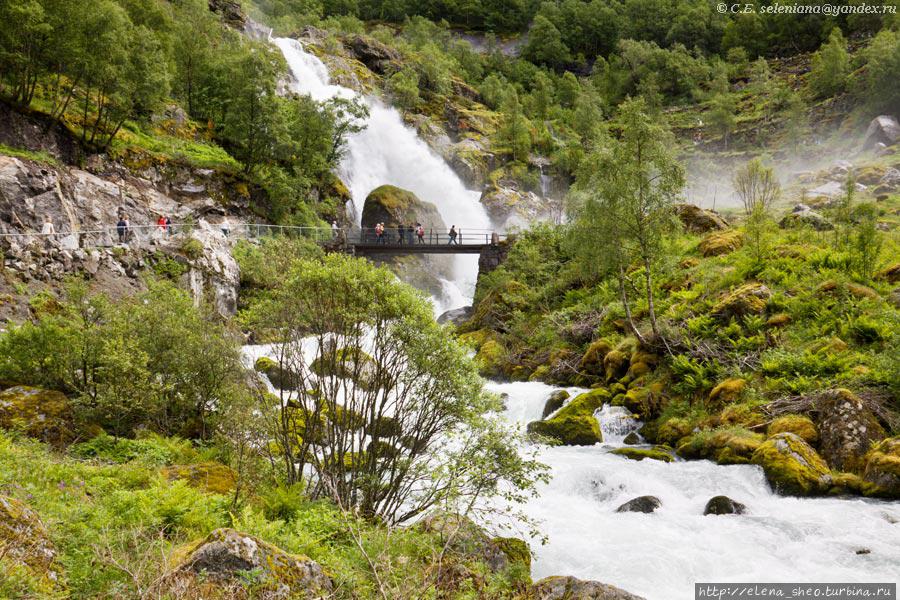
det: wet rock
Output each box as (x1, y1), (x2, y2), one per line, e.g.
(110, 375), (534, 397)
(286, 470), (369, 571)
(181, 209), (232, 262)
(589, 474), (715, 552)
(698, 229), (742, 257)
(674, 204), (729, 233)
(161, 528), (331, 599)
(855, 548), (871, 555)
(751, 433), (832, 496)
(816, 389), (885, 473)
(0, 385), (74, 448)
(610, 447), (673, 463)
(0, 496), (64, 592)
(542, 390), (570, 418)
(254, 356), (298, 391)
(615, 495), (661, 513)
(532, 576), (646, 599)
(437, 306), (473, 326)
(677, 428), (764, 465)
(862, 115), (900, 150)
(444, 138), (494, 188)
(703, 495), (746, 515)
(361, 185), (444, 231)
(527, 389), (608, 446)
(862, 437), (900, 498)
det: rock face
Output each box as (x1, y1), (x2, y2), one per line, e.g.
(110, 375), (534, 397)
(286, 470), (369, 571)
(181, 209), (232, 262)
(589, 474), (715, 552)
(0, 386), (74, 448)
(437, 306), (473, 326)
(703, 495), (746, 515)
(751, 433), (832, 496)
(816, 389), (886, 473)
(0, 496), (64, 592)
(208, 0), (246, 28)
(779, 205), (833, 231)
(532, 576), (646, 600)
(162, 528), (332, 599)
(479, 183), (545, 228)
(615, 496), (661, 513)
(343, 34), (400, 74)
(360, 185), (444, 231)
(862, 437), (900, 497)
(862, 115), (900, 150)
(674, 204), (729, 233)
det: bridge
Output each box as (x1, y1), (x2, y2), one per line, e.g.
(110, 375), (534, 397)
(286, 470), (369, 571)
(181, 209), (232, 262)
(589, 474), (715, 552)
(343, 228), (507, 256)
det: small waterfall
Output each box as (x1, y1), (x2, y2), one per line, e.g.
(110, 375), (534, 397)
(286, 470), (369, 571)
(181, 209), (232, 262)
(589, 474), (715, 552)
(596, 404), (641, 446)
(271, 37), (492, 308)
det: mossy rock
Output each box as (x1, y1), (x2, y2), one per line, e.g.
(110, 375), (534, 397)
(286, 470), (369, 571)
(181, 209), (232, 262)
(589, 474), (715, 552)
(0, 385), (74, 448)
(531, 576), (646, 599)
(310, 346), (377, 390)
(703, 495), (746, 515)
(492, 536), (531, 578)
(474, 339), (507, 378)
(698, 229), (742, 257)
(621, 386), (663, 419)
(711, 283), (771, 320)
(656, 417), (696, 446)
(161, 462), (237, 495)
(0, 496), (65, 593)
(361, 184), (444, 230)
(542, 390), (570, 418)
(767, 415), (818, 445)
(707, 378), (746, 407)
(419, 513), (511, 574)
(254, 356), (298, 391)
(816, 388), (886, 474)
(603, 350), (630, 382)
(161, 528), (332, 598)
(527, 389), (609, 446)
(579, 339), (613, 375)
(875, 262), (900, 283)
(468, 280), (530, 331)
(674, 203), (729, 233)
(846, 283), (879, 300)
(457, 328), (492, 349)
(862, 437), (900, 498)
(610, 446), (674, 463)
(678, 427), (764, 464)
(751, 433), (832, 496)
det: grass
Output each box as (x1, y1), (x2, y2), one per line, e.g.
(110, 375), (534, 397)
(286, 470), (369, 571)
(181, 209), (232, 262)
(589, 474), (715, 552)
(0, 143), (58, 165)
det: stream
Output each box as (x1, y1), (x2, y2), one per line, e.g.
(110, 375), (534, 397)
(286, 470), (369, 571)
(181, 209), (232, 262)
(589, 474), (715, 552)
(267, 36), (900, 599)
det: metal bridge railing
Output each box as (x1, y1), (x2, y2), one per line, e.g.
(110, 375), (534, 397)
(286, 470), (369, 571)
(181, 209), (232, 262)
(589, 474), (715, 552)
(347, 227), (507, 246)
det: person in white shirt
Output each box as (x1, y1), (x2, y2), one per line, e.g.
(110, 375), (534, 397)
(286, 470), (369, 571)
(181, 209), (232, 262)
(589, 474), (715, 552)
(41, 215), (55, 235)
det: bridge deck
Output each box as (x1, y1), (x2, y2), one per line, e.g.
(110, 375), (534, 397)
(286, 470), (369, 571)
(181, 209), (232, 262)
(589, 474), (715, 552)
(352, 243), (487, 255)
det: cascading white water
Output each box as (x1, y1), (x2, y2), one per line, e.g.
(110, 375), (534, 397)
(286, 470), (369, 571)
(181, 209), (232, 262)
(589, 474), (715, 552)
(487, 381), (900, 600)
(272, 37), (492, 311)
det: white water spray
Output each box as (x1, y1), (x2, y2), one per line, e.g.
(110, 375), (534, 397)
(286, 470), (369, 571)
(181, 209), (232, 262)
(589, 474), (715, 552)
(272, 37), (491, 309)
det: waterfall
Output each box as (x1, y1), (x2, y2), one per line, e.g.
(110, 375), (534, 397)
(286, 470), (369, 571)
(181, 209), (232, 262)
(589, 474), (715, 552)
(272, 37), (491, 310)
(485, 381), (900, 600)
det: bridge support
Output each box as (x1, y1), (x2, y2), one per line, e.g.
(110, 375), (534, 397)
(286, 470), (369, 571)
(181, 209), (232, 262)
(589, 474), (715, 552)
(476, 240), (510, 282)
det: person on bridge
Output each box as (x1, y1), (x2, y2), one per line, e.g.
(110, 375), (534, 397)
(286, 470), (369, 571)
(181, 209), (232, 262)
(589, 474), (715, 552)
(416, 223), (425, 244)
(165, 215), (172, 235)
(375, 222), (384, 244)
(157, 215), (167, 231)
(397, 225), (405, 245)
(448, 225), (458, 245)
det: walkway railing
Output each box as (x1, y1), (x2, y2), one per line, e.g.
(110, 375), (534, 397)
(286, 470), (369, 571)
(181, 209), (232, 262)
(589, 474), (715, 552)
(348, 227), (507, 246)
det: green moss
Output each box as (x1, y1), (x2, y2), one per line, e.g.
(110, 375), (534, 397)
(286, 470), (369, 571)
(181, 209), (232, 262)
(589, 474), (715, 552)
(707, 378), (746, 407)
(492, 536), (531, 576)
(526, 389), (609, 446)
(656, 417), (697, 446)
(698, 229), (743, 256)
(310, 346), (377, 390)
(579, 339), (612, 374)
(751, 433), (832, 496)
(474, 339), (507, 377)
(161, 462), (237, 495)
(767, 414), (818, 445)
(711, 283), (771, 320)
(862, 437), (900, 498)
(0, 386), (74, 448)
(610, 446), (674, 462)
(678, 427), (764, 464)
(0, 143), (58, 165)
(603, 350), (630, 382)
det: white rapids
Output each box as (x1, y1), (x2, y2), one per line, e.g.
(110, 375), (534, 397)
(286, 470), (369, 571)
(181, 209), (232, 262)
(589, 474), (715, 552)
(488, 380), (900, 599)
(272, 37), (491, 312)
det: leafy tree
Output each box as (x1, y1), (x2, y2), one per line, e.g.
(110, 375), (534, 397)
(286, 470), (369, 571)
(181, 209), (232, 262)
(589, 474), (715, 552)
(808, 27), (850, 99)
(387, 67), (420, 109)
(733, 158), (779, 267)
(707, 89), (737, 150)
(567, 97), (684, 345)
(850, 203), (883, 282)
(246, 254), (545, 523)
(0, 0), (52, 105)
(498, 89), (532, 162)
(858, 28), (900, 114)
(522, 15), (571, 68)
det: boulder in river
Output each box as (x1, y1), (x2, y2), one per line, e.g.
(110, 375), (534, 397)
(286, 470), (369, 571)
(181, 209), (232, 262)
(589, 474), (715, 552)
(527, 389), (608, 446)
(623, 431), (642, 445)
(610, 447), (673, 463)
(703, 495), (746, 515)
(542, 390), (570, 418)
(751, 433), (832, 496)
(531, 575), (646, 599)
(615, 495), (661, 513)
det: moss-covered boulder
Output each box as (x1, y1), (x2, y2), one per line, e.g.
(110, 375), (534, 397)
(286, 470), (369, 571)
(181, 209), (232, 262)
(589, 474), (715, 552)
(0, 496), (64, 593)
(492, 536), (531, 576)
(361, 184), (444, 230)
(542, 390), (570, 418)
(862, 437), (900, 498)
(160, 528), (332, 599)
(711, 283), (771, 320)
(527, 389), (609, 446)
(875, 262), (900, 283)
(610, 446), (674, 463)
(419, 513), (513, 574)
(677, 427), (764, 465)
(751, 433), (832, 496)
(674, 203), (729, 233)
(0, 385), (74, 448)
(474, 339), (507, 378)
(161, 462), (238, 495)
(619, 384), (664, 419)
(707, 378), (746, 407)
(254, 356), (298, 391)
(767, 415), (818, 445)
(603, 350), (630, 382)
(698, 229), (742, 256)
(531, 576), (646, 599)
(656, 417), (696, 446)
(816, 389), (886, 473)
(580, 339), (613, 375)
(310, 346), (377, 390)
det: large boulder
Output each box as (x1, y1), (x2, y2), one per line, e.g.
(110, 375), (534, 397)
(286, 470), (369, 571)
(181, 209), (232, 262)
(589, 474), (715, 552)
(815, 389), (886, 473)
(542, 389), (570, 418)
(527, 389), (608, 446)
(677, 428), (764, 465)
(615, 495), (661, 513)
(610, 447), (673, 463)
(0, 385), (74, 448)
(862, 115), (900, 150)
(751, 433), (832, 496)
(360, 185), (444, 231)
(532, 576), (646, 599)
(862, 437), (900, 497)
(0, 496), (64, 593)
(479, 183), (545, 228)
(698, 229), (742, 257)
(674, 204), (729, 233)
(160, 528), (332, 599)
(711, 283), (771, 320)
